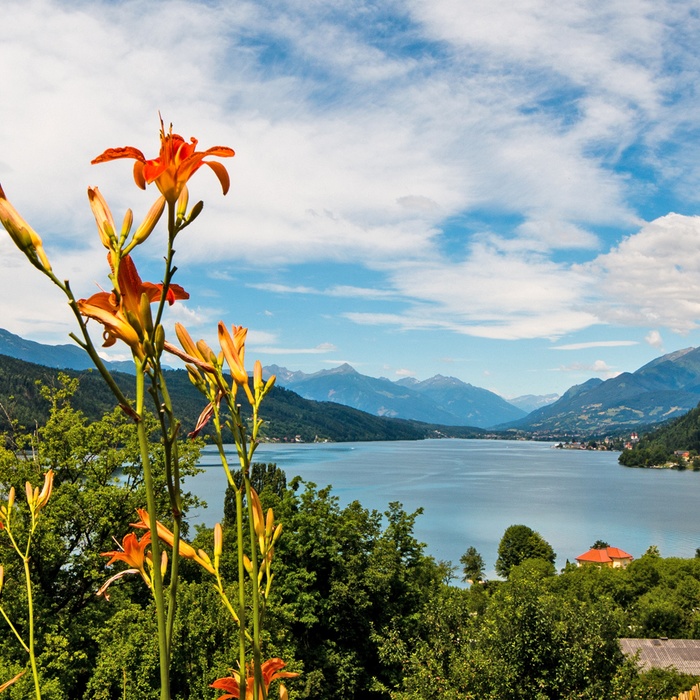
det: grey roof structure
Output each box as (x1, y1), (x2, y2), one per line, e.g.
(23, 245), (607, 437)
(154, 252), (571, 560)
(620, 638), (700, 675)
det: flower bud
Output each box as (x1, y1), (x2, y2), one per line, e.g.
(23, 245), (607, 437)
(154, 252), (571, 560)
(176, 186), (189, 224)
(139, 293), (154, 336)
(120, 208), (134, 246)
(131, 195), (165, 248)
(188, 200), (204, 225)
(214, 522), (223, 559)
(254, 360), (263, 394)
(87, 187), (117, 250)
(0, 187), (52, 273)
(35, 470), (54, 512)
(154, 324), (165, 356)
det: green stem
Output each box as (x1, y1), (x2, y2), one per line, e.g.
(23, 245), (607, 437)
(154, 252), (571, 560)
(148, 368), (182, 650)
(166, 514), (181, 651)
(235, 483), (248, 698)
(135, 361), (170, 700)
(23, 554), (41, 700)
(154, 202), (177, 330)
(0, 603), (29, 653)
(244, 473), (265, 699)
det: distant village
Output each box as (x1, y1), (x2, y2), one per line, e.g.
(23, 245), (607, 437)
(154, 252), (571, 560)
(554, 434), (632, 451)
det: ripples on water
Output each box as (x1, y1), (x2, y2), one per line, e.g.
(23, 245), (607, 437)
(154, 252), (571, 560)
(187, 439), (700, 579)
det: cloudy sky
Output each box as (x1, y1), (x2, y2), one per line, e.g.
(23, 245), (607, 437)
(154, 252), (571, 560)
(1, 0), (700, 399)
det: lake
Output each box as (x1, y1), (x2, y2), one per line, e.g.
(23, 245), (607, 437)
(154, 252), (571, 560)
(186, 439), (700, 579)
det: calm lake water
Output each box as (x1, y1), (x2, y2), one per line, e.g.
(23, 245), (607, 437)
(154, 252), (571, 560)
(186, 439), (700, 579)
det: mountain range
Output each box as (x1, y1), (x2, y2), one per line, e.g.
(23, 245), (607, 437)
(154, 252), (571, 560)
(3, 327), (700, 437)
(0, 351), (487, 443)
(265, 363), (528, 429)
(501, 347), (700, 437)
(0, 328), (136, 373)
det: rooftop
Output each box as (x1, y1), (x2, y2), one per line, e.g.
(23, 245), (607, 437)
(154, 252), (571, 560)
(575, 546), (633, 564)
(620, 638), (700, 675)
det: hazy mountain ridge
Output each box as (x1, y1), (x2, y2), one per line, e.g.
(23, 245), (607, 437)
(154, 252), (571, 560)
(0, 328), (136, 374)
(508, 393), (560, 413)
(266, 364), (527, 429)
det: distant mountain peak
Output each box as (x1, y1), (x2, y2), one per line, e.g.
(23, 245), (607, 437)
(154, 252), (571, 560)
(415, 374), (470, 389)
(637, 347), (695, 373)
(394, 376), (419, 387)
(323, 363), (358, 375)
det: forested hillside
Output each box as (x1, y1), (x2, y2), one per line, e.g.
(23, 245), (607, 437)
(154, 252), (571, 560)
(619, 402), (700, 468)
(0, 354), (485, 443)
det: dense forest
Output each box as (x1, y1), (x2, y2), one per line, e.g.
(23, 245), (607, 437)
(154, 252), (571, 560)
(619, 401), (700, 468)
(2, 380), (700, 699)
(0, 354), (486, 443)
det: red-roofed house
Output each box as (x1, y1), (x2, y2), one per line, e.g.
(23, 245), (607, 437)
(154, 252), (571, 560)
(575, 546), (633, 568)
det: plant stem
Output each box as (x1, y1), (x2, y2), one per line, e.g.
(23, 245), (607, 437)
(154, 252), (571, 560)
(235, 483), (248, 698)
(148, 368), (182, 650)
(0, 604), (29, 653)
(135, 361), (170, 700)
(23, 554), (41, 699)
(244, 473), (265, 699)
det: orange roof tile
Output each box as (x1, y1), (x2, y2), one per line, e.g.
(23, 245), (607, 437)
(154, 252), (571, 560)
(606, 547), (633, 560)
(576, 548), (612, 563)
(575, 546), (634, 563)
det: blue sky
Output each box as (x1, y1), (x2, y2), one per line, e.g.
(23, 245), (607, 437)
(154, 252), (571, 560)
(2, 0), (700, 399)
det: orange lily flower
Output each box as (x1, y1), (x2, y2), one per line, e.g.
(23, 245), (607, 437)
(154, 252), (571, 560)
(102, 531), (152, 576)
(131, 508), (215, 574)
(98, 531), (154, 597)
(77, 254), (188, 358)
(92, 118), (235, 203)
(211, 658), (298, 700)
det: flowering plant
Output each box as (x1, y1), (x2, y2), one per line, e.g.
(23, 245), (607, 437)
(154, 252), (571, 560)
(0, 119), (294, 700)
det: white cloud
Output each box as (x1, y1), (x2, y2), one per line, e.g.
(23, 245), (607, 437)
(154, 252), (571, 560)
(257, 342), (337, 355)
(557, 359), (620, 378)
(407, 0), (666, 112)
(551, 341), (638, 350)
(341, 236), (599, 340)
(251, 282), (396, 300)
(251, 283), (317, 295)
(395, 368), (416, 378)
(1, 0), (700, 392)
(585, 214), (700, 333)
(645, 329), (664, 348)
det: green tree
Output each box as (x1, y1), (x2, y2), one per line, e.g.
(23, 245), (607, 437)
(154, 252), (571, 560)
(592, 540), (610, 549)
(460, 546), (485, 583)
(221, 468), (444, 700)
(0, 377), (202, 699)
(495, 524), (555, 579)
(465, 572), (624, 699)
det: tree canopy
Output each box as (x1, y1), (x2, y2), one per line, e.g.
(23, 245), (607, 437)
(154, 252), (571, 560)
(495, 524), (556, 579)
